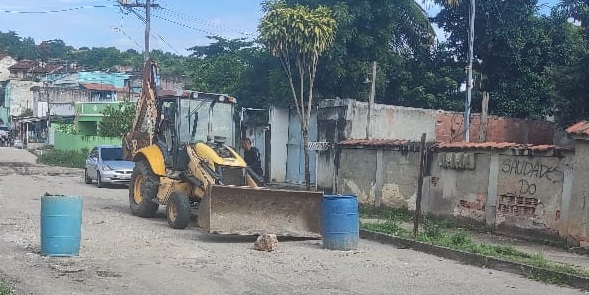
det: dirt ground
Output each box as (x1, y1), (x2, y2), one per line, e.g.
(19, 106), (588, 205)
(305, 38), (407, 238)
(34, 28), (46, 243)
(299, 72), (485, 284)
(0, 147), (587, 295)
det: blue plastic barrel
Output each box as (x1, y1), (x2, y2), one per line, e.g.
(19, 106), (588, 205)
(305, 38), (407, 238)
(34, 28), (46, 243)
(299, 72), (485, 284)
(321, 195), (359, 250)
(41, 195), (83, 257)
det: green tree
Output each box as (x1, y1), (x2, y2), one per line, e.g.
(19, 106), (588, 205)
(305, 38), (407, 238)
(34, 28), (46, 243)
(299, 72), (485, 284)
(37, 39), (73, 60)
(184, 37), (290, 109)
(98, 102), (136, 138)
(283, 0), (438, 102)
(549, 1), (589, 126)
(259, 1), (337, 190)
(434, 0), (562, 119)
(0, 31), (37, 59)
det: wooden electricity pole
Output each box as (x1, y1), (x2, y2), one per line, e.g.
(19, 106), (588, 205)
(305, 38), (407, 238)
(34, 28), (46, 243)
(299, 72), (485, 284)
(118, 0), (160, 61)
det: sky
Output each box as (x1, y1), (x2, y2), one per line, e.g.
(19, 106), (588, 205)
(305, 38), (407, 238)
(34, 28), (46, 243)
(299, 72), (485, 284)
(0, 0), (561, 56)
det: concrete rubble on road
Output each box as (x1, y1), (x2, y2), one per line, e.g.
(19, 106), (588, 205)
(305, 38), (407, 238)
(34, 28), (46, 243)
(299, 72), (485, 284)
(254, 234), (278, 252)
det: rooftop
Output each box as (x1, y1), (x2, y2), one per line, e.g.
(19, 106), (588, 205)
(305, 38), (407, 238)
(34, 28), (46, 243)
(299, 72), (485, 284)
(566, 121), (589, 136)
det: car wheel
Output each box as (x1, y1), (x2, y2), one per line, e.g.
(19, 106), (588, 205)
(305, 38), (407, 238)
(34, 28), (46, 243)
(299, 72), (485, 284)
(84, 169), (92, 184)
(97, 171), (105, 188)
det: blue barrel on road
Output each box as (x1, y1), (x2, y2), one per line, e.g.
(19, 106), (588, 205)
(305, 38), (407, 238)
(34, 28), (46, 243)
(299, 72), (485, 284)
(321, 195), (359, 250)
(41, 195), (83, 257)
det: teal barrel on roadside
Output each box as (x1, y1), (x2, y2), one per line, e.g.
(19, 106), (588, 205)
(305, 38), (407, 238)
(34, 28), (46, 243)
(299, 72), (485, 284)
(321, 195), (359, 250)
(40, 195), (83, 257)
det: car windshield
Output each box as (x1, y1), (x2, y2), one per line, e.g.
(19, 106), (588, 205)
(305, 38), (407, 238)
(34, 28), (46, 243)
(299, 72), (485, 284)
(101, 147), (123, 161)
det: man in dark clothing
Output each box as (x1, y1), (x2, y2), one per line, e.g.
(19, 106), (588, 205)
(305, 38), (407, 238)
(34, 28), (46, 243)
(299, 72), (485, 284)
(241, 138), (264, 177)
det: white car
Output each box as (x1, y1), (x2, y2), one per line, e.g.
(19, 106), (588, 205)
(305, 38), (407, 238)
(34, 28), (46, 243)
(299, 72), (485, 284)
(84, 145), (135, 188)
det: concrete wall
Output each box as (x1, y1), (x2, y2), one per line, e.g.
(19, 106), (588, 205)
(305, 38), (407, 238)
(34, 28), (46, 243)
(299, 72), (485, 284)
(268, 106), (289, 183)
(337, 147), (421, 208)
(53, 131), (120, 151)
(427, 153), (491, 223)
(317, 98), (557, 193)
(336, 144), (578, 243)
(343, 100), (438, 142)
(7, 80), (42, 116)
(426, 150), (571, 240)
(568, 141), (589, 243)
(0, 57), (17, 81)
(33, 87), (91, 104)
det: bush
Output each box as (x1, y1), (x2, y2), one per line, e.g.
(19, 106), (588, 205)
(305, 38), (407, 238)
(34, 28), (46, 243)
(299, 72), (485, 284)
(37, 148), (88, 168)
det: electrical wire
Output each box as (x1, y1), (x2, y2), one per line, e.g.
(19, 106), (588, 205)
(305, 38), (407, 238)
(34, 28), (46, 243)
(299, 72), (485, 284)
(158, 7), (253, 36)
(0, 5), (116, 14)
(149, 11), (227, 38)
(114, 14), (143, 51)
(127, 8), (182, 55)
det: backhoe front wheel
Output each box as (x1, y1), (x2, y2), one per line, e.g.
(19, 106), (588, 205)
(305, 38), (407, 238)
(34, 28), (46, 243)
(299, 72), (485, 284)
(129, 159), (160, 218)
(167, 192), (191, 229)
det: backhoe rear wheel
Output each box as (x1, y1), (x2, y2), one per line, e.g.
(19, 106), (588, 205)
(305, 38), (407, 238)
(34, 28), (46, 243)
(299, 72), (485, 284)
(167, 192), (191, 229)
(129, 159), (160, 218)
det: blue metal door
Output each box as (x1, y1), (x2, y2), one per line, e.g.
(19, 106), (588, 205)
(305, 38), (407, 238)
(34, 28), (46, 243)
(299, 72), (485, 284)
(286, 108), (317, 183)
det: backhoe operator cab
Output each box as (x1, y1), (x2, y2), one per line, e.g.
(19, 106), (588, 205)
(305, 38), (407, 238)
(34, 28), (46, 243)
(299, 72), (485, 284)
(157, 93), (234, 170)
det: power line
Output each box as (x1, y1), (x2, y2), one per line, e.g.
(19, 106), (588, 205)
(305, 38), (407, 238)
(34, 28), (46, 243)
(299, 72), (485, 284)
(158, 7), (254, 36)
(149, 11), (227, 38)
(113, 15), (143, 52)
(128, 8), (181, 55)
(0, 5), (116, 14)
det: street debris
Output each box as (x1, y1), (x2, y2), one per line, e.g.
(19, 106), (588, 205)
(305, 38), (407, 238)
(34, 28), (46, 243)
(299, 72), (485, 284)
(254, 234), (278, 252)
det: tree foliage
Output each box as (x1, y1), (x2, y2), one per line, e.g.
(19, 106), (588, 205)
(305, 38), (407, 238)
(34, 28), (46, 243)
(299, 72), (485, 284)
(98, 102), (136, 138)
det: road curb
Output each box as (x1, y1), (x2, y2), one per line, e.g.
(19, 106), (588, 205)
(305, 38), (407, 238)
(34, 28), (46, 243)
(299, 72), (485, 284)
(360, 229), (589, 290)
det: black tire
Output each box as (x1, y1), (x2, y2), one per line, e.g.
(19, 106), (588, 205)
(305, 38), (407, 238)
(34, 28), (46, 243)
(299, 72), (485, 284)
(129, 159), (160, 218)
(97, 171), (105, 188)
(84, 169), (92, 184)
(166, 192), (191, 229)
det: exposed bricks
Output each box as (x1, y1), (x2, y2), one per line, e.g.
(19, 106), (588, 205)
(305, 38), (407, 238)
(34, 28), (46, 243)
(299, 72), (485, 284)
(435, 112), (555, 145)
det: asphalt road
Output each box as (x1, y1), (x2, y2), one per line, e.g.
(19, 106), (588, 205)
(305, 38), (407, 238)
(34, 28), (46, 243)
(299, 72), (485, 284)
(0, 147), (586, 295)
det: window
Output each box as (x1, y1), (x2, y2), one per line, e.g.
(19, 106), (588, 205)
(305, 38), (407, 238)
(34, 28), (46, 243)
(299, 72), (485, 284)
(100, 147), (123, 161)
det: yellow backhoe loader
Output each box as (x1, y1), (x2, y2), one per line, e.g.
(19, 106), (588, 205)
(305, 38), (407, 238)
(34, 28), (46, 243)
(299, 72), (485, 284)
(122, 59), (322, 237)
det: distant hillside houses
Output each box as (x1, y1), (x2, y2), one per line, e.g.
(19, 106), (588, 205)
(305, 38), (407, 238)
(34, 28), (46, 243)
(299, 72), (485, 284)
(0, 53), (188, 129)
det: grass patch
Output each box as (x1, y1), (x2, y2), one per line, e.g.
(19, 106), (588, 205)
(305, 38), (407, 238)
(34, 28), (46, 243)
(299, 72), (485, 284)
(37, 148), (88, 169)
(0, 279), (13, 295)
(359, 205), (414, 222)
(361, 220), (589, 283)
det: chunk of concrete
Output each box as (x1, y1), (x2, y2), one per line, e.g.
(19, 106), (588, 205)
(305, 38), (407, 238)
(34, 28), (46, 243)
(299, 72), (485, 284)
(254, 234), (278, 252)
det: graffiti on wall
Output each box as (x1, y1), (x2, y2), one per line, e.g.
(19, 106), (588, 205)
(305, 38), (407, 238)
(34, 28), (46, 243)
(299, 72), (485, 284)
(500, 158), (560, 198)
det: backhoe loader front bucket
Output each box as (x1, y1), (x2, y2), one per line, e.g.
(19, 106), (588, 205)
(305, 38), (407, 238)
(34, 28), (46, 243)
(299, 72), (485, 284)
(197, 185), (323, 238)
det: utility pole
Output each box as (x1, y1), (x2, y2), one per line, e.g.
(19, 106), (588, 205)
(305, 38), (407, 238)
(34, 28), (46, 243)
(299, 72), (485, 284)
(464, 0), (475, 142)
(366, 61), (377, 140)
(118, 0), (159, 61)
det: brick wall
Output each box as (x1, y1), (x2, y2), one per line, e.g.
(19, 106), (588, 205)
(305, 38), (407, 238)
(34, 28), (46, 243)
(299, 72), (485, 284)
(435, 112), (554, 145)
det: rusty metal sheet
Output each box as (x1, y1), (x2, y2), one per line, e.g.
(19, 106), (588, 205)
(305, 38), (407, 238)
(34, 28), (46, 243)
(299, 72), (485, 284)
(197, 185), (323, 238)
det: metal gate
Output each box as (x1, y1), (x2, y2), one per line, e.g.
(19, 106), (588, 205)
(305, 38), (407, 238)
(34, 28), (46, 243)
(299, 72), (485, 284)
(286, 108), (317, 184)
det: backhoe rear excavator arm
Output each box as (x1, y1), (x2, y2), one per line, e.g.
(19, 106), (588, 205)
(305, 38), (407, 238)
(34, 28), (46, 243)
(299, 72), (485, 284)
(123, 59), (159, 160)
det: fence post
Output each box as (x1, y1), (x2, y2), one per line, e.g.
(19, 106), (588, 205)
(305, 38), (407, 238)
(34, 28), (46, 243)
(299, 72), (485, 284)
(413, 133), (427, 237)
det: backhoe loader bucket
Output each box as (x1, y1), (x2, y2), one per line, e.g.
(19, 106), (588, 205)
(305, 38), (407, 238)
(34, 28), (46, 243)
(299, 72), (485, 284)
(197, 185), (323, 238)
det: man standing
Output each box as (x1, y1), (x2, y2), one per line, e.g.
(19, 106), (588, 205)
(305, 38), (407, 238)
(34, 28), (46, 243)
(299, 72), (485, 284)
(241, 138), (264, 178)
